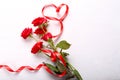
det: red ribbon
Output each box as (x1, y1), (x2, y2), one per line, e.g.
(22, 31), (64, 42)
(41, 49), (67, 77)
(41, 4), (69, 77)
(42, 3), (69, 39)
(0, 64), (43, 72)
(0, 64), (66, 77)
(41, 49), (66, 66)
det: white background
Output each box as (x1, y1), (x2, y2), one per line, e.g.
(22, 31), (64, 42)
(0, 0), (120, 80)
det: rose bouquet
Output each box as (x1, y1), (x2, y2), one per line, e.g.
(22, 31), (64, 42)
(21, 4), (83, 80)
(0, 3), (83, 80)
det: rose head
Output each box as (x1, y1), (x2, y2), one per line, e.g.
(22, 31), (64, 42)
(42, 32), (52, 41)
(21, 28), (32, 39)
(31, 42), (43, 54)
(32, 17), (47, 26)
(34, 27), (47, 35)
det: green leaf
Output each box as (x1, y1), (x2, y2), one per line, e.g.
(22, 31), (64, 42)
(56, 61), (66, 72)
(73, 69), (83, 80)
(56, 40), (71, 50)
(45, 63), (60, 73)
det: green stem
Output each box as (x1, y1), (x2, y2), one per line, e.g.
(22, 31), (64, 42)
(67, 62), (83, 80)
(41, 26), (46, 33)
(39, 50), (50, 57)
(60, 49), (63, 53)
(29, 35), (38, 42)
(48, 39), (56, 51)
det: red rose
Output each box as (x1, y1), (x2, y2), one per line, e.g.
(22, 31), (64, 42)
(34, 27), (47, 35)
(21, 28), (32, 39)
(42, 32), (52, 41)
(32, 17), (47, 26)
(31, 42), (43, 54)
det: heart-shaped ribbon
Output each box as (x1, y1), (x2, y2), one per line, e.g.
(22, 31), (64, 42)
(42, 4), (69, 39)
(42, 3), (69, 21)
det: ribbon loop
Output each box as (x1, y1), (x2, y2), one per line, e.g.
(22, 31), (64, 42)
(42, 4), (69, 39)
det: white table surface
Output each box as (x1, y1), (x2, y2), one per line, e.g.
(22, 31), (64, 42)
(0, 0), (120, 80)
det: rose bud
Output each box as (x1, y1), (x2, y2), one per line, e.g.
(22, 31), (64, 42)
(34, 27), (47, 35)
(31, 42), (43, 54)
(32, 17), (47, 27)
(21, 28), (32, 39)
(42, 32), (52, 41)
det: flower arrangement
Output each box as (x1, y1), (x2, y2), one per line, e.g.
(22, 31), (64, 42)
(0, 3), (83, 80)
(21, 4), (83, 80)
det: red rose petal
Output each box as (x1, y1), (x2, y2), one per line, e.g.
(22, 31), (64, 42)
(31, 42), (43, 54)
(21, 28), (32, 39)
